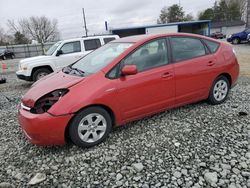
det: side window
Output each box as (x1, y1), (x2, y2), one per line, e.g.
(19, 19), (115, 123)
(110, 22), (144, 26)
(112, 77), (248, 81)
(203, 39), (220, 53)
(104, 37), (116, 44)
(171, 37), (206, 62)
(84, 39), (101, 51)
(60, 41), (81, 54)
(123, 39), (168, 72)
(245, 29), (250, 33)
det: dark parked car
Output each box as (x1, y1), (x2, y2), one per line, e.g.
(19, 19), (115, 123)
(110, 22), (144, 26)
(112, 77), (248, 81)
(0, 48), (15, 60)
(227, 28), (250, 44)
(211, 32), (224, 39)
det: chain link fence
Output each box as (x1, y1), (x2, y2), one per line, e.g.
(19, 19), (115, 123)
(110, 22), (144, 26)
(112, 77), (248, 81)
(0, 42), (55, 59)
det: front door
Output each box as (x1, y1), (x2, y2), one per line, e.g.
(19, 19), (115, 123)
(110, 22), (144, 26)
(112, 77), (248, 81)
(55, 40), (83, 70)
(115, 38), (175, 120)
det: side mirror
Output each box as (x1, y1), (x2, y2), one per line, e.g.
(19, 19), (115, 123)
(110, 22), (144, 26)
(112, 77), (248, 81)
(56, 50), (63, 56)
(121, 65), (137, 76)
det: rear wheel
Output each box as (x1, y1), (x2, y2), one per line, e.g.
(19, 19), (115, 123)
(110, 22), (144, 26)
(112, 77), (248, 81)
(208, 76), (230, 105)
(69, 107), (112, 148)
(11, 54), (14, 59)
(2, 55), (6, 60)
(32, 68), (52, 81)
(232, 38), (240, 44)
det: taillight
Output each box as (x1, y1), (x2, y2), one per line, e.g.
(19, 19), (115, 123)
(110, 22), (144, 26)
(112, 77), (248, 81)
(31, 89), (69, 114)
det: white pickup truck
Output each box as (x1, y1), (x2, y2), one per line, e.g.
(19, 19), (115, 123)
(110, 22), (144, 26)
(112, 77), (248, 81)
(16, 35), (119, 81)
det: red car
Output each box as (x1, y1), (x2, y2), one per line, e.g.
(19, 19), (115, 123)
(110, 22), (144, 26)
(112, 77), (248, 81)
(18, 33), (239, 147)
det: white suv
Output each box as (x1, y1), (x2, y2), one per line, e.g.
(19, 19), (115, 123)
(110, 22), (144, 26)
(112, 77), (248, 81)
(16, 35), (119, 81)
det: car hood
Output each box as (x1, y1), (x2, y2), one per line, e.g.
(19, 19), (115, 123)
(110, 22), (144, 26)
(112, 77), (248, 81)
(20, 55), (54, 64)
(21, 71), (84, 107)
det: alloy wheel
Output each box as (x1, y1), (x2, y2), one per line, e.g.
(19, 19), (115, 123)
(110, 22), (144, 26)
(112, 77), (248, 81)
(77, 113), (107, 143)
(213, 80), (228, 102)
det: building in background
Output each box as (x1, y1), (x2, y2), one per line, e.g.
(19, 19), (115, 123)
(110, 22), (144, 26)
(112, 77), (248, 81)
(111, 20), (211, 38)
(211, 20), (246, 36)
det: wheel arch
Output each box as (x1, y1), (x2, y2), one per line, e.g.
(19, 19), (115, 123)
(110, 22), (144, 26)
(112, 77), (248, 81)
(217, 73), (232, 87)
(31, 65), (54, 79)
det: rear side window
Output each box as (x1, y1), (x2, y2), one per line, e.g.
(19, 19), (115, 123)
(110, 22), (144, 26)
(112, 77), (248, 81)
(104, 37), (116, 44)
(84, 39), (101, 51)
(171, 37), (206, 62)
(203, 39), (220, 53)
(60, 41), (81, 54)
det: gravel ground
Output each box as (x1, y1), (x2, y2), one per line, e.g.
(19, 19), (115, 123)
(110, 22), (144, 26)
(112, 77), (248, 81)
(0, 72), (249, 187)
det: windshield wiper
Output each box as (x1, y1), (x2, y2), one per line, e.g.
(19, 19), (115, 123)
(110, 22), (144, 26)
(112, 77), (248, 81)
(63, 66), (85, 76)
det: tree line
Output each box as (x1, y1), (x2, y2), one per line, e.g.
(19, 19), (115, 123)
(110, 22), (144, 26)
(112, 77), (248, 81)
(0, 16), (59, 46)
(157, 0), (247, 24)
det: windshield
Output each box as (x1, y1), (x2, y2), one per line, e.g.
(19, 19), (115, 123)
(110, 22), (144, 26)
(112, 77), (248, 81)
(45, 42), (62, 56)
(71, 42), (133, 75)
(0, 49), (5, 53)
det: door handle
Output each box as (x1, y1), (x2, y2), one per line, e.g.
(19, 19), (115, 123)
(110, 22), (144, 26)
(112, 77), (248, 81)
(162, 72), (173, 78)
(207, 61), (215, 66)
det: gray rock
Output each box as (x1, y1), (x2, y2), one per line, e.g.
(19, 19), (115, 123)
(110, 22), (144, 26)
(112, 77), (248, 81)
(245, 152), (250, 159)
(28, 173), (46, 185)
(132, 163), (144, 172)
(242, 171), (250, 177)
(173, 171), (182, 178)
(199, 162), (206, 167)
(0, 182), (14, 188)
(232, 168), (240, 175)
(204, 172), (218, 185)
(116, 173), (123, 181)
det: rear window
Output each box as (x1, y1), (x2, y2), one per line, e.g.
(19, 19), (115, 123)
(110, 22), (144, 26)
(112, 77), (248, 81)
(203, 39), (220, 53)
(84, 39), (101, 51)
(104, 37), (116, 44)
(171, 37), (206, 62)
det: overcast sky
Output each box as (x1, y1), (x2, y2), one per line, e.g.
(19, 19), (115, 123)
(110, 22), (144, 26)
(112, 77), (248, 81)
(0, 0), (215, 40)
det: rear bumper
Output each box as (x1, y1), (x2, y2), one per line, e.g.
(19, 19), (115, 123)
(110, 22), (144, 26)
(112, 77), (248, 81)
(18, 105), (73, 146)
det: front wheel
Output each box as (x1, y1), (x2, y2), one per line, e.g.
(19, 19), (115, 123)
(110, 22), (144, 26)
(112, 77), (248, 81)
(32, 68), (52, 81)
(69, 107), (112, 148)
(208, 76), (230, 105)
(232, 38), (240, 44)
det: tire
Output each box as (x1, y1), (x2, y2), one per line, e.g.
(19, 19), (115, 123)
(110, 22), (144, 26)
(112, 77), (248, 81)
(2, 55), (6, 60)
(11, 54), (14, 59)
(69, 107), (112, 148)
(232, 38), (240, 45)
(32, 68), (52, 81)
(208, 76), (230, 105)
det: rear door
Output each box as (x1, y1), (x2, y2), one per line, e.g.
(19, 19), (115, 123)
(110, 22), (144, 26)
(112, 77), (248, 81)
(83, 38), (102, 55)
(170, 36), (217, 106)
(114, 38), (175, 120)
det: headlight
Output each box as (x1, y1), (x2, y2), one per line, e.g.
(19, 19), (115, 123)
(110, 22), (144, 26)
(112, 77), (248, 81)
(31, 89), (69, 114)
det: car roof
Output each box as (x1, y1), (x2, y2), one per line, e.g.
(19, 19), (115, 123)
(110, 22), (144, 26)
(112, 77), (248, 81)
(112, 33), (219, 44)
(59, 35), (119, 43)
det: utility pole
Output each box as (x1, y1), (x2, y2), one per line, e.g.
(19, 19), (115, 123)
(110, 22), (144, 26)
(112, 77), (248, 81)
(82, 8), (88, 37)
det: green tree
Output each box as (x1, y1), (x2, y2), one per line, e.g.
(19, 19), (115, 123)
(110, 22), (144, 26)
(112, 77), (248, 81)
(198, 8), (214, 20)
(14, 31), (29, 44)
(198, 0), (242, 22)
(183, 13), (194, 21)
(158, 4), (185, 23)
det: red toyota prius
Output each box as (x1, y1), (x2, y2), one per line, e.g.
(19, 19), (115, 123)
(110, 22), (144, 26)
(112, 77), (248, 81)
(18, 33), (239, 147)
